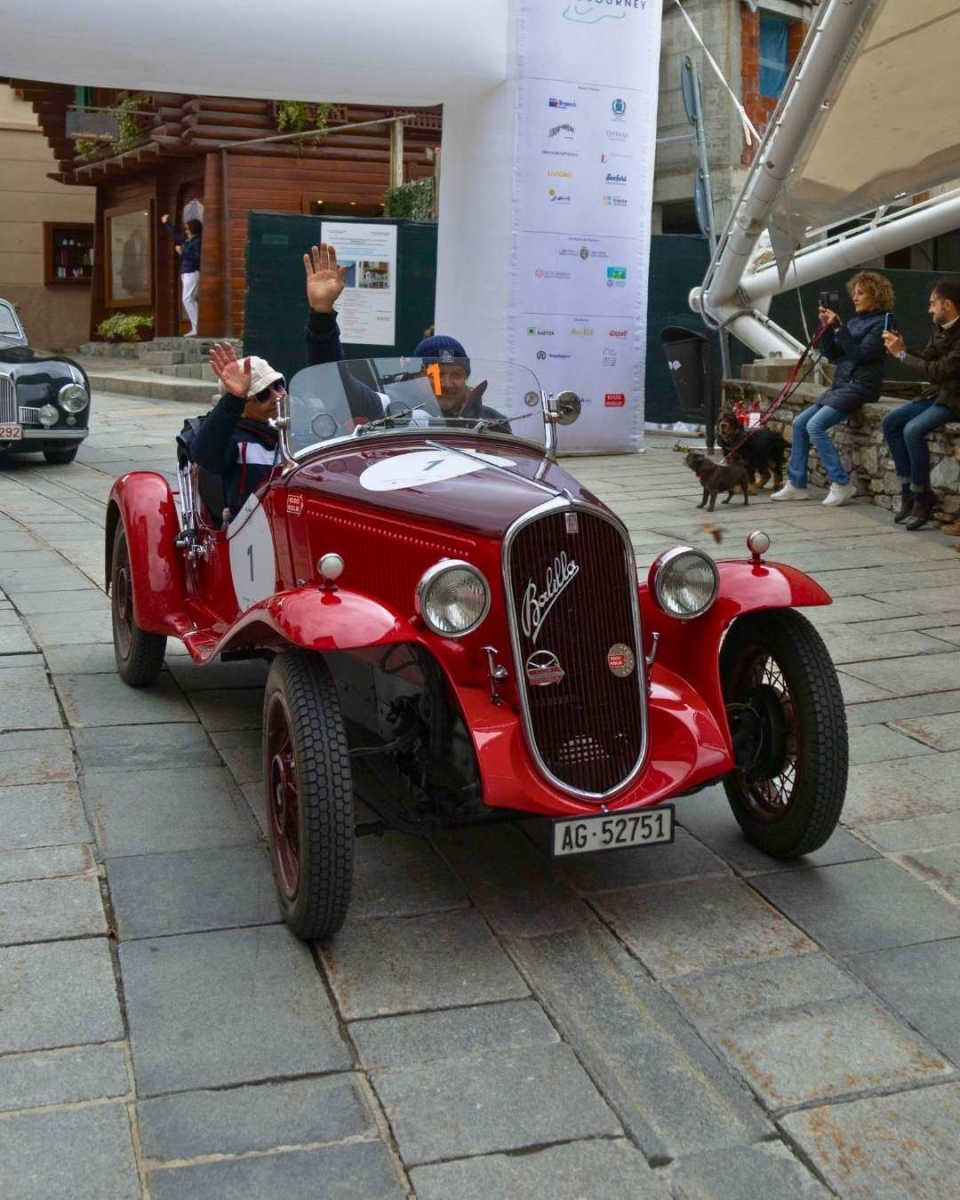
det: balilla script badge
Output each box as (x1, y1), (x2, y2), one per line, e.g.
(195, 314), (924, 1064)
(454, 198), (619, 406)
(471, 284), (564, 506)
(521, 551), (580, 643)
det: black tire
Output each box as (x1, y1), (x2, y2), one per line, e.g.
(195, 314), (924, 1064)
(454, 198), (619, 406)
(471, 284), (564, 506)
(111, 523), (166, 686)
(263, 650), (354, 940)
(720, 608), (847, 857)
(43, 446), (79, 464)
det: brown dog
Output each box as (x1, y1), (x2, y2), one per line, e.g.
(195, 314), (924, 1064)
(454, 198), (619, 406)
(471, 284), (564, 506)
(685, 451), (750, 512)
(716, 410), (786, 492)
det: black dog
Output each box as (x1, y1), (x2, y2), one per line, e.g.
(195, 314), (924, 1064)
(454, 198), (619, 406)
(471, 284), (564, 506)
(685, 451), (750, 512)
(716, 410), (787, 492)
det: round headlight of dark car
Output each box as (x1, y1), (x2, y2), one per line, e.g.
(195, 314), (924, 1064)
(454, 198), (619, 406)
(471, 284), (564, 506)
(416, 561), (490, 637)
(650, 546), (719, 619)
(58, 383), (89, 413)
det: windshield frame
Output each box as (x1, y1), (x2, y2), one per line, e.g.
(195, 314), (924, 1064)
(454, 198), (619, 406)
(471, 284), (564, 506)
(277, 356), (550, 467)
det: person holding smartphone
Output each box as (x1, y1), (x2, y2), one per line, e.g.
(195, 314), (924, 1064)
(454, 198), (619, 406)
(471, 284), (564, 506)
(881, 277), (960, 531)
(773, 271), (894, 507)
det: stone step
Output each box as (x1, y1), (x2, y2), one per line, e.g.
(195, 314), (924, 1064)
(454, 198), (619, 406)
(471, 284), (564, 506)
(85, 368), (216, 405)
(139, 350), (185, 367)
(148, 363), (217, 381)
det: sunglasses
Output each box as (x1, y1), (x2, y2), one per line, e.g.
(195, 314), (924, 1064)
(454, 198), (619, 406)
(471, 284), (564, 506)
(254, 377), (286, 402)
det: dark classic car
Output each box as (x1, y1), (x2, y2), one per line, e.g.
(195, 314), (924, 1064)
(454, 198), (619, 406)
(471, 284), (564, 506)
(0, 299), (91, 464)
(106, 355), (848, 941)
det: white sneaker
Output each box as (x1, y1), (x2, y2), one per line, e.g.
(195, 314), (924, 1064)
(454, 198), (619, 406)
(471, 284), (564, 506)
(771, 481), (810, 501)
(822, 481), (857, 507)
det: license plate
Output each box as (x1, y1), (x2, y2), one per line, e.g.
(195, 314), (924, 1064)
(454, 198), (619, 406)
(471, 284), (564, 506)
(552, 806), (674, 857)
(0, 424), (21, 440)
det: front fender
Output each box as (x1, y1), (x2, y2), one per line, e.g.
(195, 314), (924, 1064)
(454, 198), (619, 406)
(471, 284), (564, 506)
(209, 585), (422, 661)
(105, 472), (189, 637)
(641, 558), (833, 739)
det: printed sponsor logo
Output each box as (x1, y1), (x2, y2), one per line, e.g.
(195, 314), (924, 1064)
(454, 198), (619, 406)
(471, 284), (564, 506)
(286, 494), (304, 515)
(611, 97), (627, 120)
(579, 245), (590, 260)
(547, 169), (573, 179)
(549, 97), (577, 109)
(605, 393), (626, 407)
(606, 265), (627, 288)
(570, 326), (595, 337)
(564, 0), (647, 25)
(609, 328), (628, 338)
(549, 192), (572, 204)
(602, 194), (628, 207)
(542, 149), (579, 158)
(536, 350), (547, 361)
(547, 122), (575, 138)
(604, 172), (627, 185)
(606, 128), (630, 142)
(535, 268), (571, 281)
(602, 347), (618, 367)
(527, 326), (555, 336)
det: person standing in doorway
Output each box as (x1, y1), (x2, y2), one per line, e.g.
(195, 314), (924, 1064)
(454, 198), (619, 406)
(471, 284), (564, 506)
(160, 212), (202, 337)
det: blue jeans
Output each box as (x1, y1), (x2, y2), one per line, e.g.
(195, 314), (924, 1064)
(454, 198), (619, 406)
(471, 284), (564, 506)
(881, 398), (955, 491)
(788, 404), (850, 488)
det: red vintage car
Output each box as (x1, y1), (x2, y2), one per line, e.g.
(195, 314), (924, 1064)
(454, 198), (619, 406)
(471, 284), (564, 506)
(105, 356), (847, 940)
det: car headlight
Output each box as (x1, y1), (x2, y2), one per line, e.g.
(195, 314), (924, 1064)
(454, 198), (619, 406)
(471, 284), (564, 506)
(38, 404), (59, 427)
(416, 560), (490, 637)
(650, 546), (719, 619)
(58, 383), (89, 413)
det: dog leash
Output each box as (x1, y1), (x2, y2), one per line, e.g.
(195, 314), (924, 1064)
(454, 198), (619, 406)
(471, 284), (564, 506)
(717, 324), (827, 466)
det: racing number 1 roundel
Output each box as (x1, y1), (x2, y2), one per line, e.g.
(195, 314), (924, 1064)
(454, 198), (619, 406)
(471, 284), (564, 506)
(227, 498), (277, 612)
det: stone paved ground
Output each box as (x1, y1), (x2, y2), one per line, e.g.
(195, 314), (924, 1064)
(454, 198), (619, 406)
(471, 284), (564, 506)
(3, 394), (960, 1197)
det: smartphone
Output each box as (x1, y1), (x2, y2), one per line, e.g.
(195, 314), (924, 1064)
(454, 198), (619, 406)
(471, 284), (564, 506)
(819, 289), (841, 311)
(884, 313), (898, 332)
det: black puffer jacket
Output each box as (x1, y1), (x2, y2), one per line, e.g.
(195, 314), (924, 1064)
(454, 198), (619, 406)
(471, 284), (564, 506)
(818, 310), (889, 414)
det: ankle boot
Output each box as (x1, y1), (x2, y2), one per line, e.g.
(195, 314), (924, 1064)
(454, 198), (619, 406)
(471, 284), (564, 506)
(905, 492), (938, 531)
(893, 491), (914, 524)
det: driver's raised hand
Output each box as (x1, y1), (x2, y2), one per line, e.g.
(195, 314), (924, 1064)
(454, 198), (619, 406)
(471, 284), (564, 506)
(304, 243), (347, 313)
(209, 343), (251, 398)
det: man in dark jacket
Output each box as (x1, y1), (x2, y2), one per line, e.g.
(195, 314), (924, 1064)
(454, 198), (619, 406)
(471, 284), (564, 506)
(191, 347), (285, 516)
(773, 271), (893, 508)
(882, 278), (960, 530)
(302, 243), (510, 430)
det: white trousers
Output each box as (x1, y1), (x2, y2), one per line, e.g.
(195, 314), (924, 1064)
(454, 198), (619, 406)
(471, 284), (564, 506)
(181, 271), (200, 335)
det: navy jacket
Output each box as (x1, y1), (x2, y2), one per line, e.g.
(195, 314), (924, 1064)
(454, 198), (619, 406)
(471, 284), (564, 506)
(163, 224), (202, 275)
(818, 310), (888, 414)
(190, 396), (279, 516)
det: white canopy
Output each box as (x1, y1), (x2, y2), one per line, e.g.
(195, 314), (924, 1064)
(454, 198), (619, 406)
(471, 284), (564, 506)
(0, 0), (509, 104)
(772, 0), (960, 251)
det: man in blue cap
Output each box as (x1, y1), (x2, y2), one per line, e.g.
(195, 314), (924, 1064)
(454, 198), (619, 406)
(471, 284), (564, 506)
(303, 244), (508, 429)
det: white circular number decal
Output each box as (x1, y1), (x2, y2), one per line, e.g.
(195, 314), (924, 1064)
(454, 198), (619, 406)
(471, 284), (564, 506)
(227, 499), (277, 612)
(360, 450), (516, 492)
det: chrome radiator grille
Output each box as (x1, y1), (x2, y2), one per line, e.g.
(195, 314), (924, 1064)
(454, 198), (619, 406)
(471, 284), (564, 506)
(506, 506), (646, 798)
(18, 407), (41, 426)
(0, 375), (15, 424)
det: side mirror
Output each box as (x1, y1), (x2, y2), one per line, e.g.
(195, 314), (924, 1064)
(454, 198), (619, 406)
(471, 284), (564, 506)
(554, 390), (582, 426)
(310, 412), (338, 440)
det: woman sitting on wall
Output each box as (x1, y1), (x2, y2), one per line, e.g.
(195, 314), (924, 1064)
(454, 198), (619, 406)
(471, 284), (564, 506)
(772, 271), (894, 508)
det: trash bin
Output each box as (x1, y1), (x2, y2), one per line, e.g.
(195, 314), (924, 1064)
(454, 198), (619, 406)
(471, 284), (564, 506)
(660, 326), (719, 451)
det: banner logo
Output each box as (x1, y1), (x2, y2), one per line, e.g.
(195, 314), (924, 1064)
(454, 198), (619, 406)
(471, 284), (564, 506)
(602, 194), (628, 207)
(564, 0), (647, 24)
(549, 97), (577, 110)
(605, 393), (626, 407)
(611, 97), (627, 120)
(604, 172), (627, 185)
(606, 266), (627, 288)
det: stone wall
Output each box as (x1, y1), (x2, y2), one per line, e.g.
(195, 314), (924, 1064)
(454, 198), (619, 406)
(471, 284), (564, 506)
(722, 378), (960, 521)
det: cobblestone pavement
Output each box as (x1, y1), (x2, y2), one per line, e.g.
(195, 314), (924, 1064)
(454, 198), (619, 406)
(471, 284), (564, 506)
(3, 392), (960, 1198)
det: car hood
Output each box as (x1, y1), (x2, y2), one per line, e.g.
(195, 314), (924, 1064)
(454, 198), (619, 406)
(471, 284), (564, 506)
(290, 435), (604, 537)
(0, 346), (89, 385)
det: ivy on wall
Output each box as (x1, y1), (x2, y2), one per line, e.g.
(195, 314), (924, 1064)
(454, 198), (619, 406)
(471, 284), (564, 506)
(383, 178), (435, 221)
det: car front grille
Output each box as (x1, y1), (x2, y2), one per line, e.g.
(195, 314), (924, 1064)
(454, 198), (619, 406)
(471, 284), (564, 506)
(18, 407), (41, 426)
(0, 375), (15, 424)
(505, 504), (647, 798)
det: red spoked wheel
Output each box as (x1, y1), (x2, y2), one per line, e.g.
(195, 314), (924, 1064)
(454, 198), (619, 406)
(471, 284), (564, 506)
(720, 608), (847, 857)
(111, 523), (166, 686)
(262, 651), (354, 939)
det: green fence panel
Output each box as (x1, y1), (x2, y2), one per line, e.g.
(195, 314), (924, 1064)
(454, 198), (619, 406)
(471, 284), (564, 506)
(244, 213), (437, 379)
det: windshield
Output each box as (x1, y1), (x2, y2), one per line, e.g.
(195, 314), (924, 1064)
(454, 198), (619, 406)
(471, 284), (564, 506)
(286, 357), (544, 457)
(0, 303), (23, 338)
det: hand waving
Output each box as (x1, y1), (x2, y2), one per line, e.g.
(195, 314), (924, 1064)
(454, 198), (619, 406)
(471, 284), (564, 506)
(209, 343), (251, 399)
(303, 243), (347, 313)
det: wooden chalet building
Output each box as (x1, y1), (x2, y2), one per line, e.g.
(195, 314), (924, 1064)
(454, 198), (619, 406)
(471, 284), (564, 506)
(11, 83), (441, 339)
